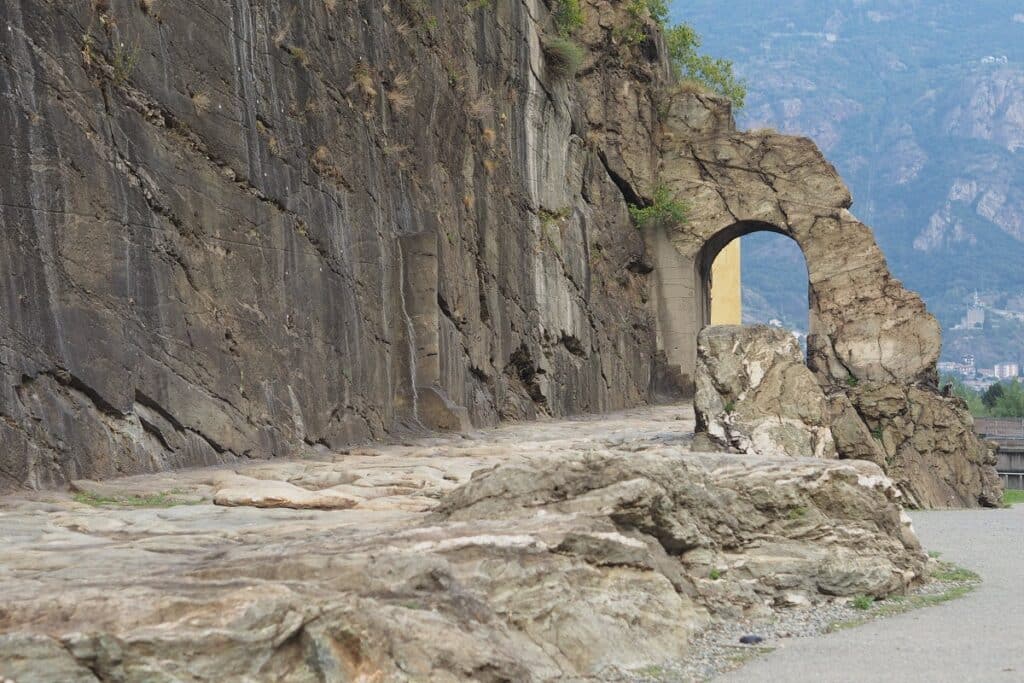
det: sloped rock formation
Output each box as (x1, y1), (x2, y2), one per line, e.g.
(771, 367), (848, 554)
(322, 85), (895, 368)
(648, 94), (1002, 507)
(694, 325), (839, 458)
(0, 407), (926, 681)
(850, 383), (1003, 509)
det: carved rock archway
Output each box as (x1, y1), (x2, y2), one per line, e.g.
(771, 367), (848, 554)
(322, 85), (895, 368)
(646, 95), (1001, 508)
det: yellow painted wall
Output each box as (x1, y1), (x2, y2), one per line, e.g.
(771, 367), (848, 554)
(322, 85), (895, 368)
(710, 239), (742, 324)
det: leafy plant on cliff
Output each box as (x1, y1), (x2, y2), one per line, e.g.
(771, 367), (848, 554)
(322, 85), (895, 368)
(112, 42), (140, 85)
(553, 0), (584, 36)
(665, 23), (746, 108)
(628, 184), (688, 230)
(619, 0), (671, 44)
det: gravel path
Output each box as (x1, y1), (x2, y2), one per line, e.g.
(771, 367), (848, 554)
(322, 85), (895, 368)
(713, 505), (1024, 683)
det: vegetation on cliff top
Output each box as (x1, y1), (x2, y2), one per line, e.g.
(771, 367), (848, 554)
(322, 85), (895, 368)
(664, 22), (746, 107)
(545, 0), (745, 106)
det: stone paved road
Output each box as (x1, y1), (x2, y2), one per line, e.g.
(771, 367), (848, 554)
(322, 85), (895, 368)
(718, 505), (1024, 683)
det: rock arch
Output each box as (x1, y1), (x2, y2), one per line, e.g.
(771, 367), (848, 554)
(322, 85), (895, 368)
(645, 95), (1001, 508)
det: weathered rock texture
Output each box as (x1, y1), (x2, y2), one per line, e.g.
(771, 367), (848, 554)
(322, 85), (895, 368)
(695, 325), (839, 459)
(692, 323), (1001, 507)
(0, 406), (926, 681)
(0, 0), (660, 490)
(0, 0), (1001, 509)
(649, 95), (1002, 508)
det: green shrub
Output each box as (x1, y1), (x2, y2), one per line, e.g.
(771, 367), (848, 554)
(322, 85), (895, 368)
(787, 506), (808, 520)
(851, 595), (874, 610)
(709, 568), (722, 580)
(542, 36), (584, 79)
(645, 0), (669, 25)
(618, 1), (671, 45)
(628, 184), (687, 229)
(112, 42), (139, 85)
(665, 23), (746, 108)
(553, 0), (584, 36)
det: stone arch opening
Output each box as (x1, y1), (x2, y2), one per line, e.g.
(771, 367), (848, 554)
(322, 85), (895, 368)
(697, 222), (813, 350)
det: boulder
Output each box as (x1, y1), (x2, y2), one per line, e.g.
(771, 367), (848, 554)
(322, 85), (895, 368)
(693, 325), (1003, 508)
(852, 384), (1003, 508)
(695, 325), (837, 458)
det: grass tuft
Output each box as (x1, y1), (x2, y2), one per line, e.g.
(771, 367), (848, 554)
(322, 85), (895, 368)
(542, 36), (584, 79)
(112, 43), (139, 85)
(851, 595), (874, 610)
(1003, 489), (1024, 507)
(931, 564), (980, 583)
(828, 561), (980, 633)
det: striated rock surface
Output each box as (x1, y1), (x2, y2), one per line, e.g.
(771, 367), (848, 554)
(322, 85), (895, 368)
(849, 384), (1003, 509)
(0, 0), (662, 490)
(0, 0), (1000, 511)
(0, 406), (926, 681)
(692, 325), (999, 507)
(694, 325), (838, 459)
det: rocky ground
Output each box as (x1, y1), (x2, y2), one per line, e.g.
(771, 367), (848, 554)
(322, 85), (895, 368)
(0, 404), (929, 681)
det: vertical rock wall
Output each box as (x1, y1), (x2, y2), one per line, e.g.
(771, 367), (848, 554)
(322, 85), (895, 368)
(0, 0), (663, 489)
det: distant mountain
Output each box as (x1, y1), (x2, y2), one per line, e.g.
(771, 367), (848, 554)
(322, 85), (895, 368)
(674, 0), (1024, 366)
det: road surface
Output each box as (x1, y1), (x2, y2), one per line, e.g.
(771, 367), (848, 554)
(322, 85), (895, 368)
(718, 505), (1024, 682)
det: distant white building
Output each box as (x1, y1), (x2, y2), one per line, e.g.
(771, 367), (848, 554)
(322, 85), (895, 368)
(961, 306), (985, 329)
(938, 355), (977, 377)
(994, 363), (1020, 380)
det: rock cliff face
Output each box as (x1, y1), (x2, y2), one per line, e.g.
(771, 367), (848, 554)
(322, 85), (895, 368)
(0, 0), (662, 489)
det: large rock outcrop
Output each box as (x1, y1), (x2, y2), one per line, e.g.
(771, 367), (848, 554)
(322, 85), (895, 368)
(646, 92), (1002, 508)
(694, 325), (839, 459)
(0, 407), (926, 681)
(0, 0), (665, 490)
(0, 0), (1001, 510)
(693, 326), (1000, 508)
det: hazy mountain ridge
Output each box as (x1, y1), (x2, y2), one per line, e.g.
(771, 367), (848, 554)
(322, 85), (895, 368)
(675, 1), (1024, 364)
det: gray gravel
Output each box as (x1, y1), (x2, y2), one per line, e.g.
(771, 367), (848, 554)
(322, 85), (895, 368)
(626, 505), (1023, 683)
(715, 505), (1024, 682)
